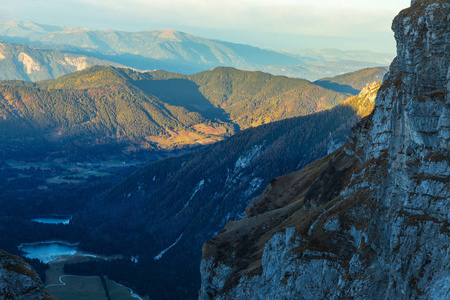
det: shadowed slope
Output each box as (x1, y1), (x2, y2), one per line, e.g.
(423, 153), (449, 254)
(66, 83), (378, 299)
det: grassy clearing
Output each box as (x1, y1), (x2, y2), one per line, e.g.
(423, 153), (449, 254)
(46, 177), (84, 184)
(47, 276), (107, 300)
(46, 255), (136, 300)
(66, 172), (112, 179)
(145, 128), (223, 148)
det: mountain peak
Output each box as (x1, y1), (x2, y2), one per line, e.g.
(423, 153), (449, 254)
(155, 29), (183, 40)
(40, 65), (129, 89)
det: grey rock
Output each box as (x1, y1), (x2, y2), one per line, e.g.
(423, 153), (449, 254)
(0, 249), (54, 300)
(199, 1), (450, 299)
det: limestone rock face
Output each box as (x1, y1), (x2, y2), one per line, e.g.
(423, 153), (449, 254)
(0, 250), (54, 300)
(0, 41), (124, 81)
(199, 1), (450, 299)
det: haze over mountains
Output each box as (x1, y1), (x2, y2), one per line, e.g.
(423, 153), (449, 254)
(313, 66), (388, 94)
(0, 20), (393, 81)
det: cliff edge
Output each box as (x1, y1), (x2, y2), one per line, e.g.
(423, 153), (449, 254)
(199, 1), (450, 299)
(0, 250), (54, 300)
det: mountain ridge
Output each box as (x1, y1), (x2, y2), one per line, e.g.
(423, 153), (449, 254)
(1, 65), (375, 157)
(0, 20), (393, 80)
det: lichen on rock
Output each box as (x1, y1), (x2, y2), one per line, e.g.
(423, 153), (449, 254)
(0, 249), (54, 300)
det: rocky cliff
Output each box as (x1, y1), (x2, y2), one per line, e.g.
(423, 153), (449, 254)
(0, 41), (124, 81)
(0, 250), (54, 299)
(199, 1), (450, 299)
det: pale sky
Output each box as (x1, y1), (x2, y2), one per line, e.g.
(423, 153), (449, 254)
(0, 0), (411, 52)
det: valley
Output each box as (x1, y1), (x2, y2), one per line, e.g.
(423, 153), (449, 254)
(62, 82), (380, 299)
(24, 242), (139, 300)
(0, 65), (383, 299)
(0, 149), (177, 216)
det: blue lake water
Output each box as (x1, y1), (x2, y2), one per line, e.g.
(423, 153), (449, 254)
(19, 242), (78, 263)
(20, 241), (143, 298)
(32, 217), (71, 225)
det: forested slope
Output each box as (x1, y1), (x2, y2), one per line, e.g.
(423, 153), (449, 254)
(68, 82), (380, 299)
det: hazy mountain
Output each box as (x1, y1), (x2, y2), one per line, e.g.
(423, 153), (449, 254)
(284, 48), (394, 65)
(252, 60), (387, 82)
(0, 20), (393, 80)
(252, 49), (393, 81)
(0, 20), (82, 41)
(0, 41), (124, 81)
(0, 21), (303, 73)
(314, 66), (388, 94)
(67, 82), (379, 299)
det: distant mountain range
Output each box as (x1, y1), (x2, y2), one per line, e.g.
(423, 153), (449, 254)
(0, 20), (394, 80)
(313, 66), (388, 94)
(0, 66), (386, 157)
(285, 48), (394, 64)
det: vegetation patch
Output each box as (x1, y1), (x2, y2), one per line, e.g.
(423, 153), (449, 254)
(424, 151), (449, 163)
